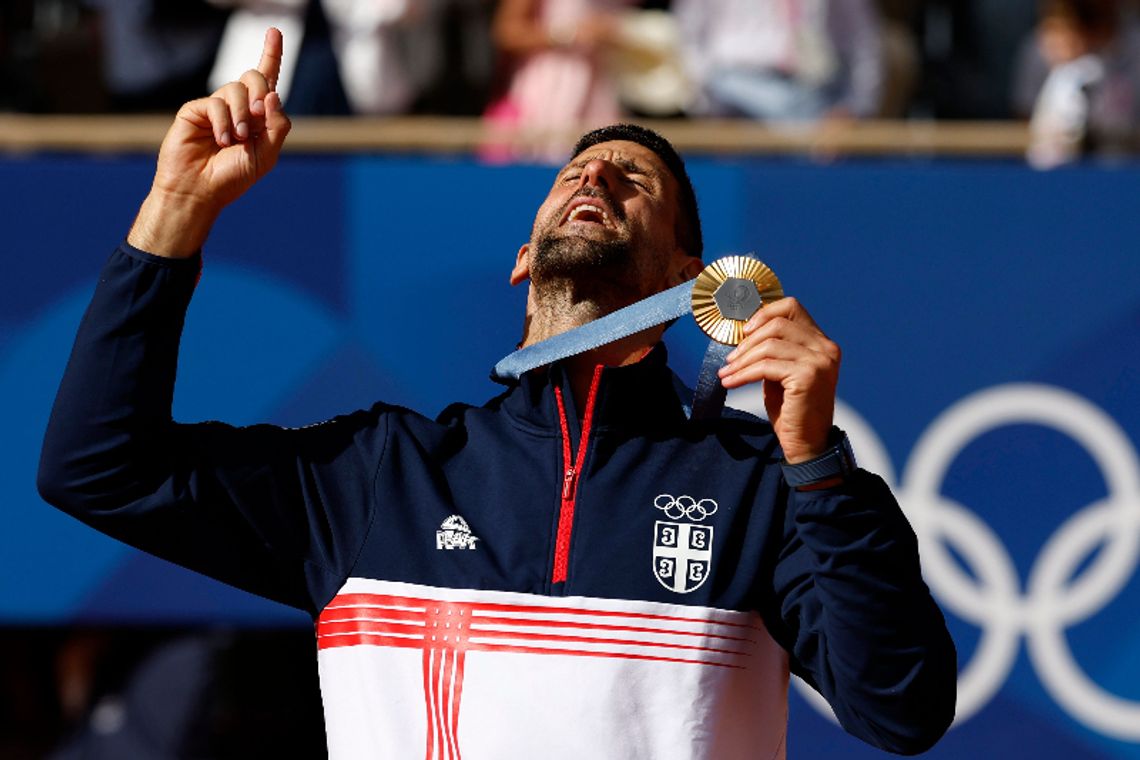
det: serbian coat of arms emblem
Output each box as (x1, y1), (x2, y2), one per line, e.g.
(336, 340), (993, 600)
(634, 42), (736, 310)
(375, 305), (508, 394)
(652, 493), (717, 594)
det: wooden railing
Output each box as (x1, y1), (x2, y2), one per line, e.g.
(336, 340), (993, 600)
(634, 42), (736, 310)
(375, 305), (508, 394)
(0, 115), (1030, 157)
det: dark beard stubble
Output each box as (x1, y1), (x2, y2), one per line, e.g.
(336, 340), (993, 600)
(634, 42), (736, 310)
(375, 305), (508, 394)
(529, 232), (646, 315)
(531, 232), (633, 282)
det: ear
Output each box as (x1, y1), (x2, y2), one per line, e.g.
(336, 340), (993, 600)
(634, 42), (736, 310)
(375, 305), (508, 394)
(669, 251), (704, 286)
(510, 244), (531, 286)
(680, 256), (704, 281)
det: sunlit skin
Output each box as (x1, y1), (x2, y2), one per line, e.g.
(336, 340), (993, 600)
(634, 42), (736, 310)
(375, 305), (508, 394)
(127, 28), (840, 468)
(510, 142), (840, 465)
(722, 296), (841, 468)
(507, 140), (703, 408)
(511, 143), (699, 338)
(127, 28), (290, 258)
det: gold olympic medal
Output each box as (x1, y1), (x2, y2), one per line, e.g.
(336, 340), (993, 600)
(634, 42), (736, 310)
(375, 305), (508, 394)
(690, 255), (784, 345)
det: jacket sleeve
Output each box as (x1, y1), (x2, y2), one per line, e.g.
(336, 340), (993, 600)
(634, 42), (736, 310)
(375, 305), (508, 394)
(37, 243), (387, 615)
(764, 469), (958, 755)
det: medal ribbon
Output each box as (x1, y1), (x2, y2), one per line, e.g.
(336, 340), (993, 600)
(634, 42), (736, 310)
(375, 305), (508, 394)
(490, 278), (734, 420)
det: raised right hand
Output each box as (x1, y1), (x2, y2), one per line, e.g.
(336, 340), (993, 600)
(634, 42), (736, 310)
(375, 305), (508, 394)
(128, 28), (291, 258)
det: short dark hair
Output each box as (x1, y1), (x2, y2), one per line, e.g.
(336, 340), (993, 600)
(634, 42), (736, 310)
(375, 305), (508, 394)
(571, 123), (703, 261)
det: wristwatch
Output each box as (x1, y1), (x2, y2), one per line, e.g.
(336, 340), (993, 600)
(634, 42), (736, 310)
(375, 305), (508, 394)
(780, 427), (857, 488)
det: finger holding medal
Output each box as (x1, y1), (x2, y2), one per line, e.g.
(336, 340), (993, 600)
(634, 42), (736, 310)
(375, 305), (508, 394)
(717, 296), (841, 467)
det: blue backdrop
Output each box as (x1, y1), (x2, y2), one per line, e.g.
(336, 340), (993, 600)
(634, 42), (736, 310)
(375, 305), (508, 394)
(2, 151), (1139, 758)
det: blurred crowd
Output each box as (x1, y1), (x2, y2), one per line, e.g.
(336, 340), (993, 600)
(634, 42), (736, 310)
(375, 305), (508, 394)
(1, 627), (328, 758)
(2, 0), (1140, 159)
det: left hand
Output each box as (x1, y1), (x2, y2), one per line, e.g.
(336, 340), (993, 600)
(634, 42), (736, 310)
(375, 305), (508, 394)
(717, 297), (840, 463)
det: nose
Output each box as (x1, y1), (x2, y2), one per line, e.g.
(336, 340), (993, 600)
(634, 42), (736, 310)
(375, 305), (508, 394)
(577, 158), (614, 190)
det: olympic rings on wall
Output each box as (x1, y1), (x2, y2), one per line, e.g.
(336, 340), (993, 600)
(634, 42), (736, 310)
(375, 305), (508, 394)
(781, 384), (1140, 741)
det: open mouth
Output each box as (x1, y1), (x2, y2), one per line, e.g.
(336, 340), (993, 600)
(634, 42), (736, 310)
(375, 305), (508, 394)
(558, 191), (623, 233)
(566, 203), (609, 225)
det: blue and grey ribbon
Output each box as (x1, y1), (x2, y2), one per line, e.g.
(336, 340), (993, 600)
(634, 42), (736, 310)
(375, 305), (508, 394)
(491, 279), (735, 420)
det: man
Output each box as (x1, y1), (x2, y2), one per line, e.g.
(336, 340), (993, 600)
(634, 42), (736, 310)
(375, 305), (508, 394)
(39, 28), (955, 759)
(673, 0), (884, 122)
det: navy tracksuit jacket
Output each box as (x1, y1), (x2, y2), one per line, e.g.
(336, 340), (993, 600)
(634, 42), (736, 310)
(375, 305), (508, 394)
(38, 244), (956, 758)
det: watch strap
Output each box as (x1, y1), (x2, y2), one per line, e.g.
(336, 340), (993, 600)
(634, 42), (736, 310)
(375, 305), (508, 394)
(780, 427), (857, 487)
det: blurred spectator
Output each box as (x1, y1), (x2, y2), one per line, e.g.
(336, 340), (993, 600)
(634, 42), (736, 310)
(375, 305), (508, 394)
(483, 0), (633, 162)
(27, 629), (328, 760)
(88, 0), (228, 112)
(1015, 0), (1140, 167)
(672, 0), (884, 122)
(875, 0), (921, 117)
(1, 1), (108, 113)
(605, 8), (693, 117)
(209, 0), (427, 115)
(412, 0), (497, 115)
(916, 0), (1039, 119)
(48, 633), (221, 759)
(324, 0), (426, 114)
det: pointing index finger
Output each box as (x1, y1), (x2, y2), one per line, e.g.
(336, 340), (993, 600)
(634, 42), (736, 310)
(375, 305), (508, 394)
(258, 27), (283, 91)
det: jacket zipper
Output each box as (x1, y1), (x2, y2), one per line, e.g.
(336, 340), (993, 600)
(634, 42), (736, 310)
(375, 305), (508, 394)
(551, 365), (603, 585)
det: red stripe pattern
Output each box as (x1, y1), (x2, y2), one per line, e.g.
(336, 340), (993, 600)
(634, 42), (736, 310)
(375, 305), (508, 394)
(317, 593), (761, 759)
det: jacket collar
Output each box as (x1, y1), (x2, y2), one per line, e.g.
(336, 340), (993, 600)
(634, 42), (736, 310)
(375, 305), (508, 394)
(499, 343), (690, 433)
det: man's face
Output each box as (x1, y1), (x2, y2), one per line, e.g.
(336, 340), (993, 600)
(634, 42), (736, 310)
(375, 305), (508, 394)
(523, 140), (688, 303)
